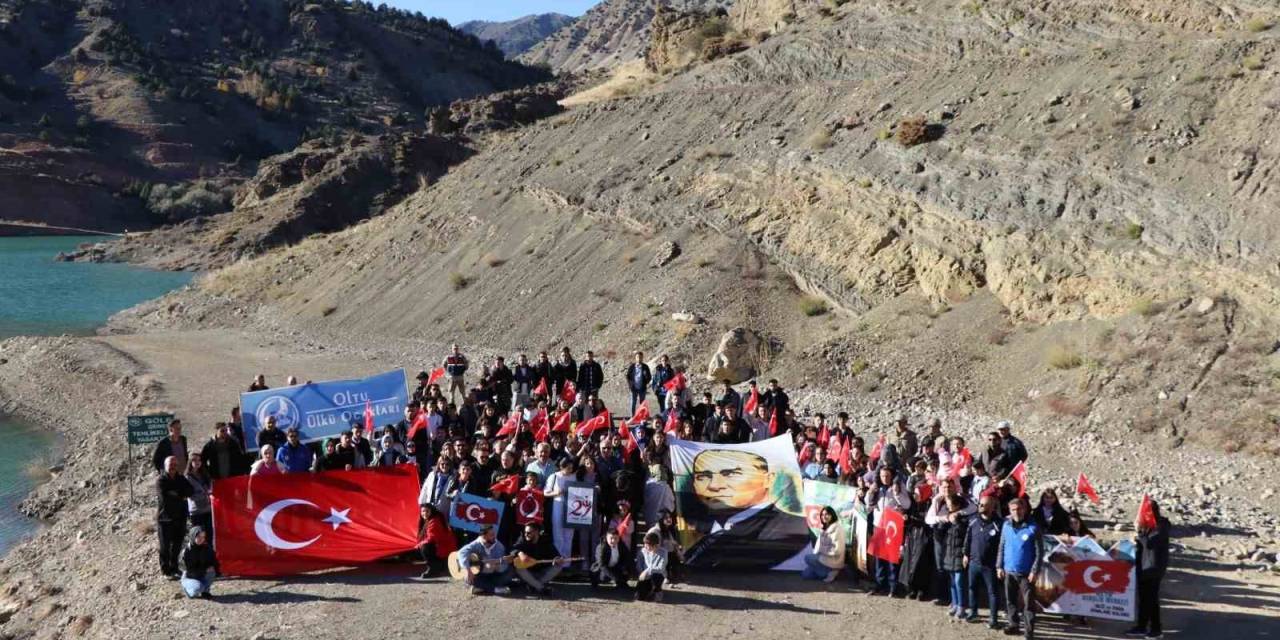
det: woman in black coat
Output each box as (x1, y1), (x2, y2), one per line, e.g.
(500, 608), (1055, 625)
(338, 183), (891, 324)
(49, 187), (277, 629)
(898, 482), (936, 600)
(1129, 501), (1171, 639)
(939, 495), (971, 619)
(1032, 488), (1071, 535)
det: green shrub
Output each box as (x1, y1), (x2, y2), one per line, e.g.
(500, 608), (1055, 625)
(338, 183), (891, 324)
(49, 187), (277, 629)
(1125, 222), (1144, 240)
(1244, 17), (1272, 32)
(849, 358), (868, 376)
(448, 272), (469, 290)
(1243, 55), (1265, 71)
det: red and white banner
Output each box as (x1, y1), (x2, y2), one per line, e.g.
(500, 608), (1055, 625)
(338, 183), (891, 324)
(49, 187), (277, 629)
(867, 507), (905, 564)
(515, 488), (544, 525)
(211, 464), (420, 576)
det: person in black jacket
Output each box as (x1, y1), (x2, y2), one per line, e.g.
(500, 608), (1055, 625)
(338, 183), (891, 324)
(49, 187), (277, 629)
(940, 495), (971, 620)
(156, 456), (193, 578)
(651, 355), (676, 409)
(179, 525), (217, 599)
(591, 528), (633, 590)
(1129, 501), (1171, 639)
(576, 350), (605, 397)
(624, 351), (652, 416)
(963, 495), (1002, 628)
(532, 351), (554, 396)
(552, 348), (577, 397)
(491, 356), (515, 415)
(200, 423), (247, 480)
(151, 419), (188, 473)
(1032, 488), (1070, 535)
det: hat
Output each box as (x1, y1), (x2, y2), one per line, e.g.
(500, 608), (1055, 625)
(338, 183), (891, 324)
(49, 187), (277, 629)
(996, 420), (1012, 431)
(894, 413), (908, 423)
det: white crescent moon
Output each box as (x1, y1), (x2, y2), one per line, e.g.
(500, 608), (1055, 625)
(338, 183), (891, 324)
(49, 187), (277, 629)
(255, 499), (322, 550)
(886, 521), (899, 541)
(1083, 565), (1104, 589)
(465, 503), (483, 522)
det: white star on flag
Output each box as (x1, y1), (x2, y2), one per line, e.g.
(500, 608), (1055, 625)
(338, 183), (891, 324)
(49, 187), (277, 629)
(322, 507), (352, 531)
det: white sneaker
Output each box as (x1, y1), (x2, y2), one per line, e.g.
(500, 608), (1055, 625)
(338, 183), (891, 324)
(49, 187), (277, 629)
(494, 586), (511, 595)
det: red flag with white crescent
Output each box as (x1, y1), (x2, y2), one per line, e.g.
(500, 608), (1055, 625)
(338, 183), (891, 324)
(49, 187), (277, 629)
(363, 400), (374, 434)
(532, 377), (548, 397)
(576, 410), (611, 438)
(1008, 460), (1028, 498)
(1136, 494), (1157, 530)
(550, 410), (573, 434)
(495, 412), (520, 438)
(515, 488), (544, 525)
(628, 402), (650, 426)
(559, 381), (576, 404)
(663, 372), (686, 392)
(1063, 560), (1131, 594)
(211, 464), (420, 576)
(743, 386), (759, 414)
(664, 410), (679, 434)
(406, 409), (427, 441)
(426, 367), (446, 385)
(868, 507), (905, 564)
(768, 408), (781, 437)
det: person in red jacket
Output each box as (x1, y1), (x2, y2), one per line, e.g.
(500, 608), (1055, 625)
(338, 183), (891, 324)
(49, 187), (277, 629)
(416, 504), (458, 578)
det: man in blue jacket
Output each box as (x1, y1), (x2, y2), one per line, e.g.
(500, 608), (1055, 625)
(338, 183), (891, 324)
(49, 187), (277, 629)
(963, 495), (1003, 628)
(996, 497), (1041, 639)
(624, 351), (652, 415)
(275, 427), (315, 473)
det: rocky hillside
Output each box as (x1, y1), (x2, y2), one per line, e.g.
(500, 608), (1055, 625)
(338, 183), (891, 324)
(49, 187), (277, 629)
(0, 0), (550, 234)
(518, 0), (733, 72)
(458, 13), (576, 58)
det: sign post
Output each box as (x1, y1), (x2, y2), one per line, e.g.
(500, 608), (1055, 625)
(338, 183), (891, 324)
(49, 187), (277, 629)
(126, 414), (173, 504)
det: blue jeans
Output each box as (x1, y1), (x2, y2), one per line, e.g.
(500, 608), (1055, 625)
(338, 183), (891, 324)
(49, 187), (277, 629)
(874, 557), (898, 593)
(629, 389), (647, 415)
(949, 570), (967, 612)
(801, 553), (832, 580)
(968, 564), (1000, 623)
(180, 571), (213, 598)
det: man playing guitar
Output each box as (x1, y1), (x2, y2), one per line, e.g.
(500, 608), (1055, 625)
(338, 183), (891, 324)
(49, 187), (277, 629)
(455, 525), (514, 595)
(511, 523), (576, 597)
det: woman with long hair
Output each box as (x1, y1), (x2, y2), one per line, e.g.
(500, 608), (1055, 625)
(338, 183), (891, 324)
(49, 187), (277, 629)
(801, 506), (846, 582)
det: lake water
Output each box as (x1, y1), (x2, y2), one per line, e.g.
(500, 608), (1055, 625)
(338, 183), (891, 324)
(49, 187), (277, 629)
(0, 236), (193, 340)
(0, 235), (193, 554)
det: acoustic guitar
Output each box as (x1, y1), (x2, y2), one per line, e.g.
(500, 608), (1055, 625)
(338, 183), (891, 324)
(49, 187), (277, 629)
(446, 552), (583, 579)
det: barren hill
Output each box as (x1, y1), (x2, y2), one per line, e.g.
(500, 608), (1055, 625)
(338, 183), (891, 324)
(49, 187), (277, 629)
(458, 13), (576, 58)
(0, 0), (549, 233)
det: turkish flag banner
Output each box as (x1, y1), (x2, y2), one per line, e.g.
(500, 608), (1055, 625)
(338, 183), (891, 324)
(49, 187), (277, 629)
(576, 410), (611, 438)
(628, 402), (650, 425)
(743, 386), (759, 415)
(1008, 460), (1028, 497)
(560, 381), (577, 404)
(495, 412), (520, 438)
(515, 488), (544, 525)
(449, 493), (505, 533)
(551, 410), (573, 434)
(868, 507), (905, 564)
(212, 464), (420, 577)
(1136, 494), (1157, 530)
(426, 367), (446, 385)
(1063, 560), (1132, 594)
(532, 377), (548, 397)
(664, 410), (679, 433)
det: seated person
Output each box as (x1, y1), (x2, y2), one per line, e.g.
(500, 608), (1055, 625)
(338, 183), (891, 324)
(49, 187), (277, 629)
(415, 504), (457, 578)
(591, 529), (632, 590)
(635, 531), (668, 602)
(456, 525), (513, 596)
(511, 523), (570, 596)
(179, 526), (217, 599)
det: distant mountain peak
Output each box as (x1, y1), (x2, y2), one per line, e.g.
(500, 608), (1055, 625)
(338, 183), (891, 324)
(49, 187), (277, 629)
(457, 13), (577, 59)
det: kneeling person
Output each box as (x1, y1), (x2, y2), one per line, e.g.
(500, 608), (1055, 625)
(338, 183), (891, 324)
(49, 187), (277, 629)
(512, 524), (570, 596)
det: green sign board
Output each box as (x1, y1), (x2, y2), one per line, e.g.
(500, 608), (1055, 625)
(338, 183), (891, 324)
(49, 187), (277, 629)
(127, 414), (174, 445)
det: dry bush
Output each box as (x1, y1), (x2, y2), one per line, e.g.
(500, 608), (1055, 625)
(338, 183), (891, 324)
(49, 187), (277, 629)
(694, 257), (715, 268)
(1245, 17), (1273, 32)
(448, 272), (470, 291)
(849, 358), (869, 376)
(799, 296), (829, 317)
(1131, 297), (1161, 317)
(1243, 55), (1265, 71)
(69, 615), (94, 636)
(806, 127), (834, 150)
(694, 147), (734, 161)
(987, 327), (1011, 345)
(1043, 393), (1091, 417)
(1046, 345), (1083, 370)
(482, 253), (506, 268)
(896, 116), (928, 146)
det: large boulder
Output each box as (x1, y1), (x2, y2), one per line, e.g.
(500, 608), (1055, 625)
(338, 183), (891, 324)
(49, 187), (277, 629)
(706, 327), (766, 384)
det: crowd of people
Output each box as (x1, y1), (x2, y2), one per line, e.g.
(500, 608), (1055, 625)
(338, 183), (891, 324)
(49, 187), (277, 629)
(151, 345), (1171, 638)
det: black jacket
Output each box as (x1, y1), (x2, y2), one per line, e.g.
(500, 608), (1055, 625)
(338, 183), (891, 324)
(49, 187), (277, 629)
(964, 514), (1002, 568)
(1136, 517), (1171, 579)
(491, 365), (514, 397)
(761, 389), (790, 417)
(624, 363), (652, 392)
(576, 360), (604, 392)
(593, 540), (634, 576)
(156, 473), (193, 522)
(1032, 503), (1071, 535)
(940, 513), (970, 572)
(552, 359), (577, 391)
(151, 436), (188, 473)
(652, 364), (675, 394)
(180, 541), (218, 577)
(200, 437), (247, 479)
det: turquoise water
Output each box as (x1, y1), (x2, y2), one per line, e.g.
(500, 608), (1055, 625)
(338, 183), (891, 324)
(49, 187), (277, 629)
(0, 236), (193, 339)
(0, 417), (54, 554)
(0, 235), (192, 554)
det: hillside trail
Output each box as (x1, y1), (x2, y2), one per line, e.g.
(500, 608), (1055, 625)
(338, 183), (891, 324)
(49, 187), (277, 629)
(90, 328), (1280, 639)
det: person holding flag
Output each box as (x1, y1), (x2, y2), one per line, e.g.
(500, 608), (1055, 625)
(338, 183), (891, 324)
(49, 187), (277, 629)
(1128, 496), (1170, 639)
(543, 458), (579, 559)
(865, 465), (912, 596)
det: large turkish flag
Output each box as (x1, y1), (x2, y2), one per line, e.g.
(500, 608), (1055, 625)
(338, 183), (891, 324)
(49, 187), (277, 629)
(212, 464), (420, 576)
(868, 507), (905, 564)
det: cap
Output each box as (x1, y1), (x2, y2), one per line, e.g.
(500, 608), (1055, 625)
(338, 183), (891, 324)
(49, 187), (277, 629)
(996, 420), (1012, 431)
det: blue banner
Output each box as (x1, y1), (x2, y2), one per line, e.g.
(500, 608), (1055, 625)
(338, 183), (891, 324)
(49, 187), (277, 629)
(240, 369), (408, 448)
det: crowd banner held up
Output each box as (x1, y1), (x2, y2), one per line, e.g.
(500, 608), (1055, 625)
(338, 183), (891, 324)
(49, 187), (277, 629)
(240, 369), (409, 446)
(668, 434), (810, 571)
(563, 481), (598, 529)
(1036, 537), (1137, 620)
(450, 493), (505, 533)
(211, 464), (420, 576)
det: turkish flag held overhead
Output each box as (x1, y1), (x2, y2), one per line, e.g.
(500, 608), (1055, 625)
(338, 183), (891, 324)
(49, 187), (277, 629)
(426, 367), (446, 385)
(212, 464), (420, 577)
(363, 400), (375, 434)
(576, 410), (611, 438)
(816, 422), (830, 448)
(1077, 473), (1101, 504)
(560, 381), (577, 404)
(768, 408), (781, 437)
(490, 474), (520, 497)
(1063, 560), (1132, 594)
(869, 434), (886, 460)
(663, 372), (687, 392)
(868, 507), (905, 564)
(628, 401), (650, 426)
(1008, 461), (1028, 498)
(495, 412), (520, 438)
(406, 409), (427, 441)
(515, 488), (544, 525)
(664, 409), (679, 434)
(550, 410), (573, 434)
(532, 377), (548, 397)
